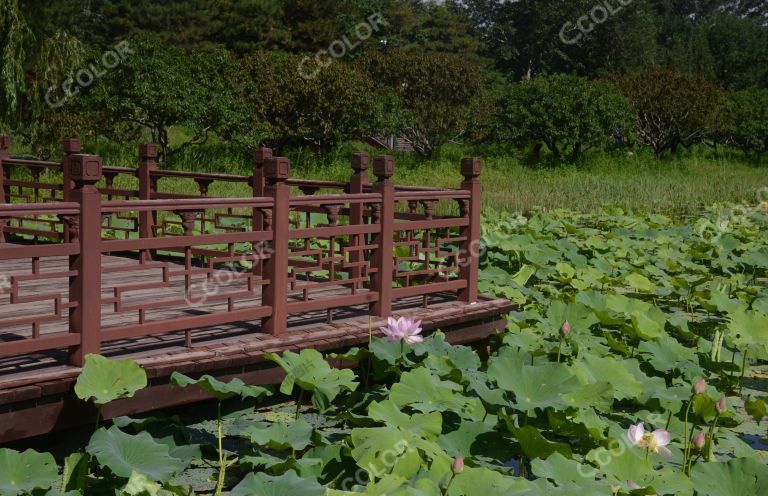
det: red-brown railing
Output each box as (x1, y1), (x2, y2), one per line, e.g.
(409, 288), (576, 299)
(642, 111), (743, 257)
(0, 136), (482, 366)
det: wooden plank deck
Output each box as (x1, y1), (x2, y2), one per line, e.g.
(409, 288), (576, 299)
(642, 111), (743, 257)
(0, 248), (513, 441)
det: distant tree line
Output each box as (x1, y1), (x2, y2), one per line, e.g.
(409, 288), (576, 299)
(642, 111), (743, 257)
(0, 0), (766, 161)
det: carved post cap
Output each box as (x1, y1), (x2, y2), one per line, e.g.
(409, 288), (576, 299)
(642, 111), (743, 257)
(0, 134), (11, 151)
(68, 154), (103, 184)
(62, 138), (81, 154)
(264, 157), (290, 181)
(460, 157), (482, 179)
(139, 143), (158, 159)
(373, 155), (395, 180)
(253, 147), (273, 166)
(351, 152), (370, 172)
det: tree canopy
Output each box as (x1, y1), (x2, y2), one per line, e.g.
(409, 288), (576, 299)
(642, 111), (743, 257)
(1, 0), (766, 161)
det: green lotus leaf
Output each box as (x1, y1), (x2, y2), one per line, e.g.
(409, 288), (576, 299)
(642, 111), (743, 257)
(327, 474), (429, 496)
(560, 381), (614, 412)
(572, 354), (644, 401)
(350, 426), (423, 481)
(241, 417), (314, 451)
(531, 452), (608, 495)
(0, 448), (58, 495)
(351, 425), (452, 482)
(264, 349), (358, 409)
(74, 354), (147, 406)
(445, 467), (531, 495)
(86, 426), (186, 482)
(120, 471), (162, 496)
(61, 452), (89, 493)
(691, 458), (768, 496)
(437, 420), (514, 463)
(487, 347), (580, 412)
(411, 332), (481, 373)
(726, 310), (768, 359)
(169, 372), (271, 402)
(586, 447), (654, 485)
(389, 368), (486, 420)
(368, 399), (442, 438)
(745, 395), (766, 423)
(626, 273), (656, 293)
(514, 425), (572, 459)
(638, 336), (703, 377)
(231, 471), (325, 496)
(630, 310), (663, 339)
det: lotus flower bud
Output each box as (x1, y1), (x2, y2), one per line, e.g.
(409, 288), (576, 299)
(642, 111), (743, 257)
(452, 456), (464, 474)
(560, 320), (571, 338)
(693, 430), (706, 450)
(693, 379), (706, 395)
(716, 396), (727, 414)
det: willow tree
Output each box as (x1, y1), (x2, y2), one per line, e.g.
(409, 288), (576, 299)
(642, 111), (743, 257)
(0, 0), (31, 129)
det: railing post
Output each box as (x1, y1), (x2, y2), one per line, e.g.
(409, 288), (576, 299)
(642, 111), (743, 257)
(0, 135), (10, 242)
(67, 154), (103, 366)
(458, 158), (482, 303)
(61, 138), (81, 202)
(138, 144), (158, 260)
(61, 139), (82, 243)
(349, 152), (370, 289)
(252, 147), (272, 277)
(371, 155), (395, 317)
(261, 157), (290, 335)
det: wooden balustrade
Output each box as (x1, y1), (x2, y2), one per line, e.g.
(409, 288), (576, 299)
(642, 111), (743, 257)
(0, 135), (483, 366)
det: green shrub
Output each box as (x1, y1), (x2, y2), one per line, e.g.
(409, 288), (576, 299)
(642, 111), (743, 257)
(614, 66), (724, 158)
(494, 74), (633, 160)
(720, 88), (768, 158)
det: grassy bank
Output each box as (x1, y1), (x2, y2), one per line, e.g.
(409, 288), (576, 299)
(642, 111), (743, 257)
(10, 135), (767, 214)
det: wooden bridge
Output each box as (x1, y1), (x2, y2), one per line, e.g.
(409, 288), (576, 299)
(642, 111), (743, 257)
(0, 136), (512, 442)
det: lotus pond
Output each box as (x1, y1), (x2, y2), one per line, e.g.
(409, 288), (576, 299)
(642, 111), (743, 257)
(2, 205), (768, 495)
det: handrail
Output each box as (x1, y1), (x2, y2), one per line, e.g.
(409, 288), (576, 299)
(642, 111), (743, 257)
(102, 197), (275, 213)
(0, 136), (483, 367)
(0, 201), (80, 217)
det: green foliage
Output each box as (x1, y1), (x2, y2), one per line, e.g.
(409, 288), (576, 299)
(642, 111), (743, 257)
(691, 457), (768, 496)
(720, 88), (768, 157)
(265, 348), (358, 411)
(239, 51), (391, 153)
(0, 0), (31, 127)
(74, 354), (147, 406)
(357, 48), (491, 157)
(706, 13), (768, 91)
(615, 66), (725, 157)
(495, 75), (633, 158)
(231, 471), (325, 496)
(0, 448), (58, 495)
(87, 35), (250, 160)
(86, 426), (187, 482)
(169, 372), (271, 402)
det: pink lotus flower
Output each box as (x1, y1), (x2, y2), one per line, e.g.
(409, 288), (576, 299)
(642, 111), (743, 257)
(693, 430), (706, 450)
(379, 316), (423, 345)
(627, 422), (672, 458)
(560, 320), (571, 338)
(693, 379), (706, 395)
(716, 396), (727, 414)
(452, 456), (464, 474)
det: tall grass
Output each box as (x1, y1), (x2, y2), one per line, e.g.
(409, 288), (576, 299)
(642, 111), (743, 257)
(9, 132), (767, 215)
